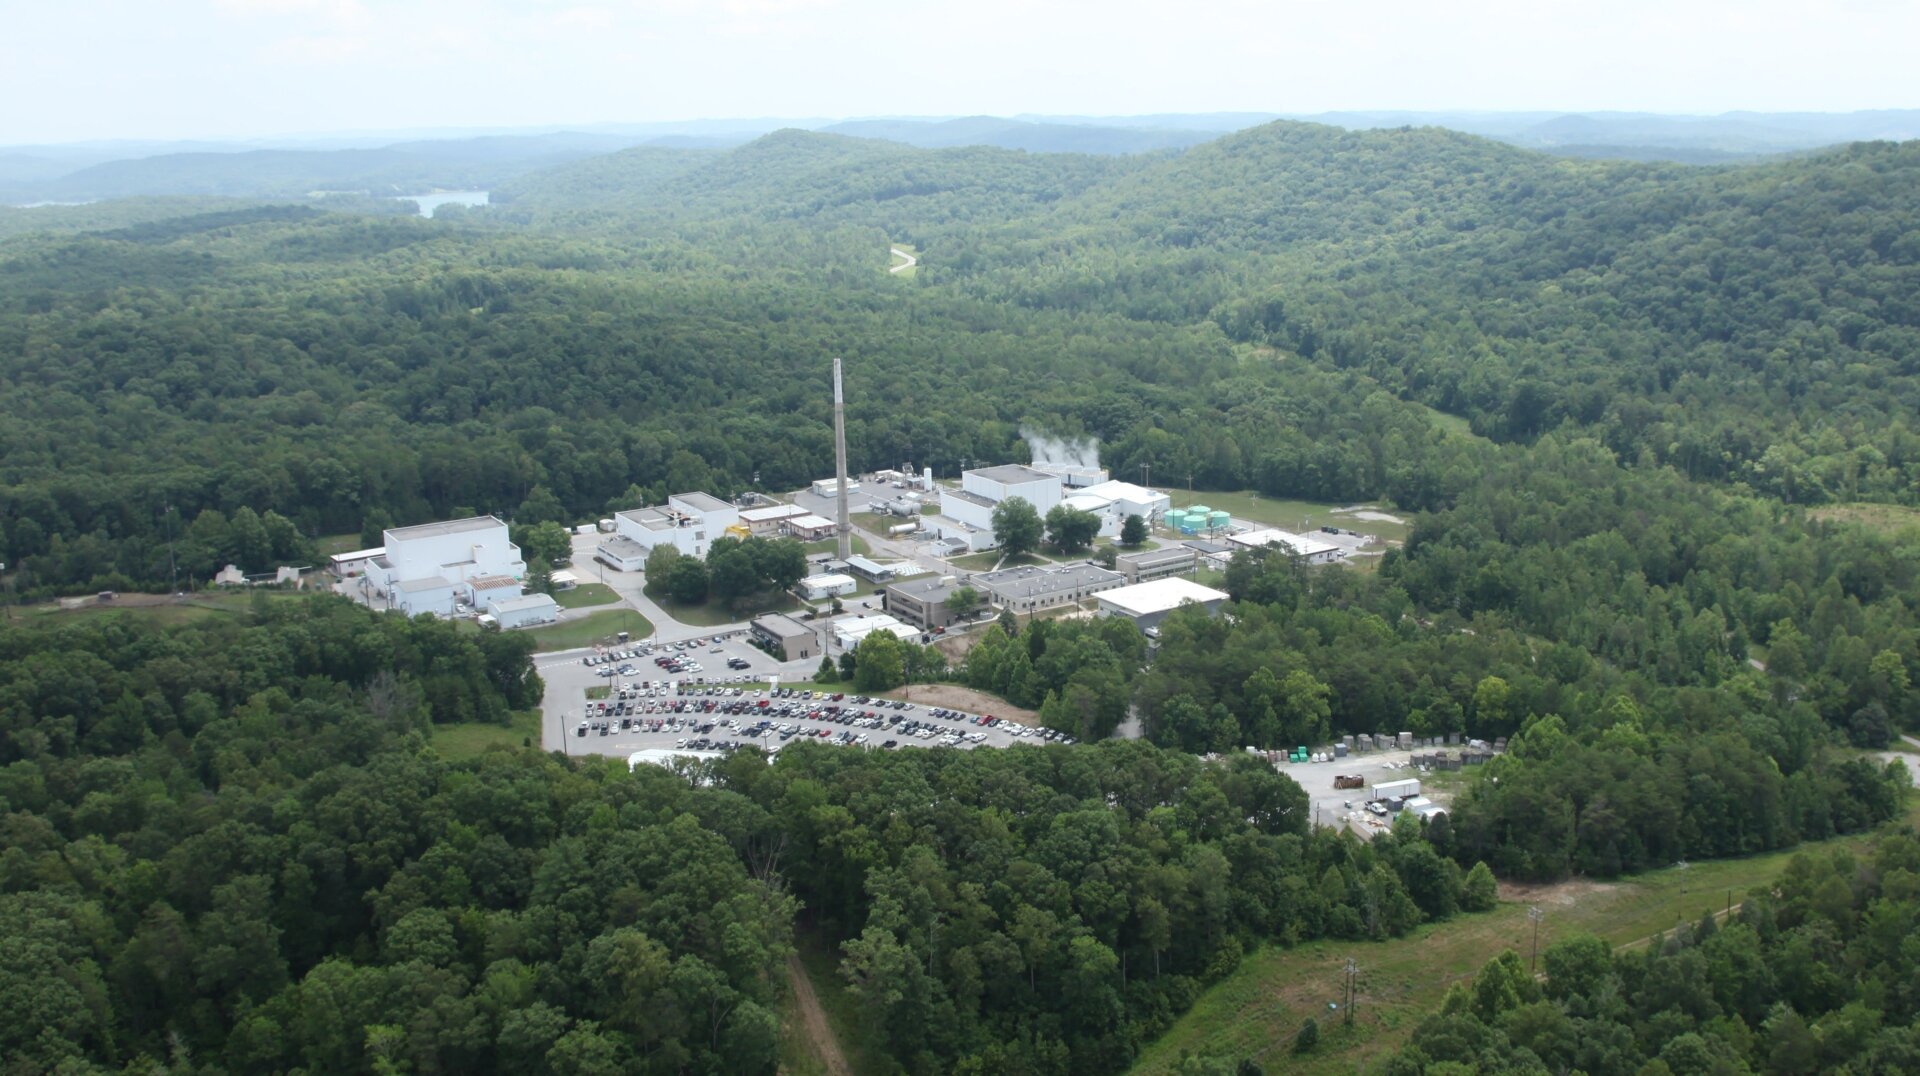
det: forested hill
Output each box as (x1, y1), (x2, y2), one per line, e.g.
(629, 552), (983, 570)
(504, 122), (1920, 501)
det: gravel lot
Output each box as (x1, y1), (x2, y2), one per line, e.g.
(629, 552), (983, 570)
(1281, 748), (1448, 837)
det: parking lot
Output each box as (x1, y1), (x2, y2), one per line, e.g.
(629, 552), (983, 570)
(537, 639), (1072, 758)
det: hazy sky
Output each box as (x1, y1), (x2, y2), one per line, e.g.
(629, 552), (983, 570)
(3, 0), (1916, 143)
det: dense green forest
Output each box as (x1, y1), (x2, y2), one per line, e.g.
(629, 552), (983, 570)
(4, 117), (1920, 1071)
(2, 600), (1505, 1074)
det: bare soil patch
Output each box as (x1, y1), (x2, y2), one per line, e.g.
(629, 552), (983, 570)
(1497, 877), (1619, 906)
(878, 683), (1039, 726)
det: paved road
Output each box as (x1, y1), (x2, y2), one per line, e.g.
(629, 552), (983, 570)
(889, 247), (917, 274)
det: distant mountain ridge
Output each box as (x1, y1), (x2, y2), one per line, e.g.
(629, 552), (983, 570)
(6, 109), (1916, 206)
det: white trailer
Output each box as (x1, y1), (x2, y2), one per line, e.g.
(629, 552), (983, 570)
(1368, 777), (1422, 802)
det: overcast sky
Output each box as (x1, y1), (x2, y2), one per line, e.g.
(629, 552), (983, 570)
(3, 0), (1916, 143)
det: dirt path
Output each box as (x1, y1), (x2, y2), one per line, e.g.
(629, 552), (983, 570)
(787, 954), (851, 1076)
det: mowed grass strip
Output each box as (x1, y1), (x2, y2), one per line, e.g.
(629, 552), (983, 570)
(527, 609), (655, 652)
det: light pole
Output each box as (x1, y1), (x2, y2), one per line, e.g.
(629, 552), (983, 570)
(1344, 958), (1359, 1025)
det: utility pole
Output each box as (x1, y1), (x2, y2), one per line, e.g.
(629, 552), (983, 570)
(164, 505), (178, 595)
(1344, 958), (1359, 1025)
(1528, 905), (1545, 974)
(1139, 462), (1151, 490)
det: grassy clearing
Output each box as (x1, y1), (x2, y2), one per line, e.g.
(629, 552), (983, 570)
(12, 589), (310, 630)
(659, 592), (807, 627)
(1414, 402), (1482, 441)
(888, 242), (919, 279)
(1809, 502), (1920, 535)
(527, 609), (656, 651)
(430, 709), (540, 761)
(313, 532), (365, 556)
(1132, 799), (1920, 1075)
(552, 583), (621, 610)
(803, 535), (872, 556)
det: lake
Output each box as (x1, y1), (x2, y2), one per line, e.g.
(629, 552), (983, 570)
(397, 190), (489, 217)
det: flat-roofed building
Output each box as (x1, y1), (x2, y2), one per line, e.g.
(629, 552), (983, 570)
(1115, 545), (1199, 583)
(594, 535), (650, 572)
(751, 612), (819, 661)
(1095, 577), (1229, 632)
(787, 514), (836, 541)
(613, 491), (737, 559)
(486, 592), (560, 630)
(963, 464), (1063, 515)
(811, 477), (861, 498)
(832, 613), (918, 650)
(975, 562), (1124, 615)
(884, 574), (966, 630)
(799, 573), (859, 600)
(377, 515), (525, 593)
(1076, 480), (1170, 523)
(465, 574), (523, 606)
(1226, 528), (1344, 564)
(845, 555), (905, 582)
(738, 503), (809, 535)
(391, 575), (457, 616)
(330, 546), (385, 578)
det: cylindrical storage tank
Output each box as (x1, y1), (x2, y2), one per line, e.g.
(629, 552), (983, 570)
(1209, 510), (1230, 530)
(1187, 505), (1212, 517)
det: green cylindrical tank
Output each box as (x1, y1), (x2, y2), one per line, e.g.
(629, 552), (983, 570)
(1164, 509), (1188, 529)
(1209, 510), (1231, 530)
(1186, 504), (1212, 516)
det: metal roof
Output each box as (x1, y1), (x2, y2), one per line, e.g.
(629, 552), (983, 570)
(969, 464), (1057, 486)
(751, 612), (815, 639)
(671, 491), (733, 515)
(487, 593), (559, 615)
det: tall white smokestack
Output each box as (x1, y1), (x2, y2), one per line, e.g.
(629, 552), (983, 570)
(833, 357), (852, 561)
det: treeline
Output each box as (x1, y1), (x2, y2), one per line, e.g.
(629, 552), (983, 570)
(1, 596), (1519, 1074)
(1131, 435), (1917, 878)
(1387, 829), (1920, 1074)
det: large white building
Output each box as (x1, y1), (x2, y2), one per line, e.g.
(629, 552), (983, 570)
(799, 573), (859, 600)
(1096, 577), (1229, 632)
(372, 515), (526, 615)
(1226, 528), (1345, 564)
(934, 464), (1066, 549)
(964, 464), (1063, 515)
(611, 492), (739, 559)
(831, 613), (919, 650)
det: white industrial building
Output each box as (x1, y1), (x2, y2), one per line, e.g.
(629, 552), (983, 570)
(465, 574), (523, 607)
(963, 464), (1063, 515)
(329, 547), (384, 577)
(787, 514), (836, 541)
(811, 477), (861, 498)
(799, 572), (859, 600)
(1076, 480), (1169, 524)
(370, 516), (525, 615)
(933, 464), (1068, 550)
(976, 562), (1124, 615)
(1059, 492), (1123, 537)
(1032, 462), (1110, 488)
(390, 576), (458, 616)
(1226, 528), (1345, 564)
(832, 613), (919, 650)
(611, 492), (739, 559)
(738, 503), (809, 535)
(1096, 577), (1229, 632)
(486, 592), (561, 630)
